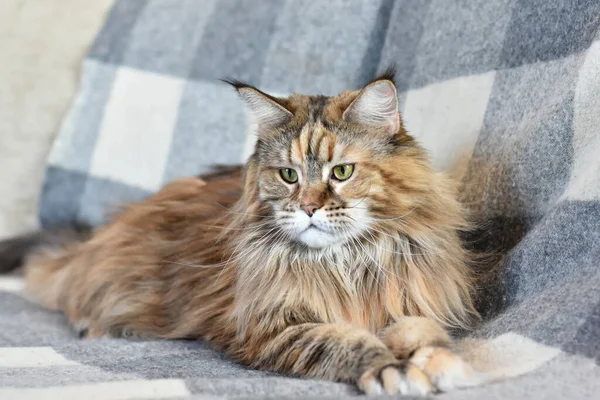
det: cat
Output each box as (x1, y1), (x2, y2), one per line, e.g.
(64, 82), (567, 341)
(0, 70), (483, 396)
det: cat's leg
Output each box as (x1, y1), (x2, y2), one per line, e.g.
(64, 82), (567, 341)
(379, 317), (482, 392)
(244, 323), (433, 396)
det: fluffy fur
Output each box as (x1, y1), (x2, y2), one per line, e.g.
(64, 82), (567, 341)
(1, 73), (482, 396)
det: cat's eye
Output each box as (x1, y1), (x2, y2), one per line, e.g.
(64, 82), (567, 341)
(279, 168), (298, 184)
(331, 164), (354, 181)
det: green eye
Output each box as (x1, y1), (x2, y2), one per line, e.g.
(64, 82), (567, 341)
(332, 164), (354, 181)
(279, 168), (298, 183)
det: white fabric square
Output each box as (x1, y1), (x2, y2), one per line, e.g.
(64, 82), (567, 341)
(0, 347), (78, 368)
(402, 72), (496, 181)
(90, 67), (183, 191)
(0, 379), (190, 400)
(0, 276), (25, 293)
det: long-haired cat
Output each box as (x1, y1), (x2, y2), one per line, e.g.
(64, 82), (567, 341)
(0, 71), (483, 396)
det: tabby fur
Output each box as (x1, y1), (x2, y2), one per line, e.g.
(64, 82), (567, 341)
(2, 72), (483, 396)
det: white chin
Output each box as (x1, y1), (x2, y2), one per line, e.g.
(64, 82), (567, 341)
(298, 227), (340, 248)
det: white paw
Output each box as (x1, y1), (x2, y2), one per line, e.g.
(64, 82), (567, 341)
(359, 362), (434, 397)
(410, 346), (485, 392)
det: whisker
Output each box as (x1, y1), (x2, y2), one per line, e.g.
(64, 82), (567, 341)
(165, 225), (270, 270)
(332, 223), (387, 292)
(353, 231), (400, 293)
(165, 222), (277, 276)
(216, 233), (265, 284)
(164, 260), (229, 269)
(361, 230), (430, 257)
(346, 184), (372, 209)
(363, 231), (407, 283)
(350, 201), (423, 222)
(234, 226), (289, 286)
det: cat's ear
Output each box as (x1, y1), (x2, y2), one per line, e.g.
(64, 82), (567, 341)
(343, 78), (400, 135)
(224, 80), (292, 129)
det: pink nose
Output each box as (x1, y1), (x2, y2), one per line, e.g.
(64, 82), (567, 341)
(301, 204), (321, 217)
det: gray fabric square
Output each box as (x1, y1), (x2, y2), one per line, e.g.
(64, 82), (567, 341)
(190, 0), (284, 83)
(461, 55), (581, 220)
(77, 177), (151, 226)
(96, 353), (264, 380)
(564, 302), (600, 363)
(260, 0), (388, 94)
(89, 0), (149, 65)
(0, 293), (74, 347)
(378, 0), (432, 93)
(55, 339), (262, 379)
(355, 0), (396, 86)
(474, 201), (600, 359)
(162, 81), (247, 181)
(503, 201), (600, 306)
(406, 0), (514, 89)
(480, 268), (600, 357)
(123, 0), (216, 77)
(499, 0), (600, 68)
(39, 167), (88, 227)
(55, 339), (211, 366)
(0, 365), (135, 388)
(185, 377), (355, 398)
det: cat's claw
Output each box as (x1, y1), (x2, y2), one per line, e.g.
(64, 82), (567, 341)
(359, 361), (433, 397)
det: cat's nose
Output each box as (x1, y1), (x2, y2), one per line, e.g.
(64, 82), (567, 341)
(300, 203), (321, 217)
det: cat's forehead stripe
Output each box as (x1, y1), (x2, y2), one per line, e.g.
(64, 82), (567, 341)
(300, 125), (311, 161)
(291, 133), (304, 165)
(290, 123), (337, 169)
(309, 123), (326, 161)
(286, 142), (293, 165)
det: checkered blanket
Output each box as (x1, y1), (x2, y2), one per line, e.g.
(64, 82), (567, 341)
(2, 0), (600, 398)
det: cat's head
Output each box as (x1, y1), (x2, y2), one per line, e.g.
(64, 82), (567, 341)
(229, 71), (433, 249)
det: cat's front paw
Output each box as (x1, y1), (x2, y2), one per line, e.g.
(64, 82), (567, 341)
(358, 361), (433, 397)
(410, 346), (483, 392)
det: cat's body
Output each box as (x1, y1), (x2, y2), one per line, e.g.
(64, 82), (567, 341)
(1, 73), (483, 396)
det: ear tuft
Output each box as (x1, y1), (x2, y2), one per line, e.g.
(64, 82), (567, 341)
(343, 79), (400, 134)
(222, 79), (292, 130)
